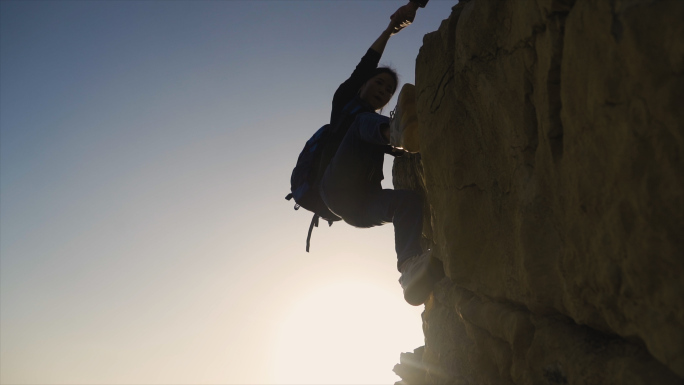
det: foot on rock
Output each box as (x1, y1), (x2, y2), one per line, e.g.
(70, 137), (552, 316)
(399, 250), (444, 306)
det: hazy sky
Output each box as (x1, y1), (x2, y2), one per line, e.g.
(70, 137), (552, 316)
(1, 1), (456, 383)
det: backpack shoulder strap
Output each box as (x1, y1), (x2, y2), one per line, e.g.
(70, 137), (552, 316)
(306, 214), (320, 252)
(305, 214), (337, 253)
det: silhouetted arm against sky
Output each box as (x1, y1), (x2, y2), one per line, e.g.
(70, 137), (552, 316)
(331, 3), (424, 124)
(331, 7), (404, 123)
(369, 12), (403, 55)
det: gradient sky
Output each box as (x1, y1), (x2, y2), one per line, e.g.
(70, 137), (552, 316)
(0, 1), (456, 383)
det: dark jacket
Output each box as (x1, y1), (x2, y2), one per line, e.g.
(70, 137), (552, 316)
(322, 49), (398, 197)
(330, 48), (380, 126)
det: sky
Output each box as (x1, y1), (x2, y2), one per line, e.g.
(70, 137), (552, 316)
(0, 1), (457, 384)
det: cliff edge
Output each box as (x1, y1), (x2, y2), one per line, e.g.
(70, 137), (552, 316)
(393, 0), (684, 383)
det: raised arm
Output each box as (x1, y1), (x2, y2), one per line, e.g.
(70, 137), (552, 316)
(360, 10), (409, 69)
(331, 16), (403, 123)
(331, 4), (420, 124)
(369, 23), (395, 56)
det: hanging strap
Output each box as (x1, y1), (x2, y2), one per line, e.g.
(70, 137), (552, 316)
(306, 214), (320, 252)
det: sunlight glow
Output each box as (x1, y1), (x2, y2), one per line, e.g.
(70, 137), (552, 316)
(271, 280), (423, 384)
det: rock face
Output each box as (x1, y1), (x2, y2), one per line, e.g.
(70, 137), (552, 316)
(393, 0), (684, 383)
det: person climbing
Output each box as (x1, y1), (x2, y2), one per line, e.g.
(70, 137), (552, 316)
(319, 0), (444, 306)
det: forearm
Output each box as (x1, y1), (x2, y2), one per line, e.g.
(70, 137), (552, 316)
(356, 113), (391, 145)
(369, 28), (393, 56)
(381, 123), (390, 142)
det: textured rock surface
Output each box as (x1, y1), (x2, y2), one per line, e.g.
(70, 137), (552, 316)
(393, 346), (428, 385)
(393, 0), (684, 383)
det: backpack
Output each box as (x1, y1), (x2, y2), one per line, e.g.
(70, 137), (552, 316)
(285, 100), (367, 252)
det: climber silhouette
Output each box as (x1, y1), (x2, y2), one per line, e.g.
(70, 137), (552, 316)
(319, 0), (444, 306)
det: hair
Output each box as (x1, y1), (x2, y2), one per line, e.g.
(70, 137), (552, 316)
(368, 66), (399, 94)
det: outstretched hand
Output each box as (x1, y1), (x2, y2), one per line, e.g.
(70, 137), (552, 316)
(388, 2), (419, 35)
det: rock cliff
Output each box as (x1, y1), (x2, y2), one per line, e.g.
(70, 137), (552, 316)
(393, 0), (684, 383)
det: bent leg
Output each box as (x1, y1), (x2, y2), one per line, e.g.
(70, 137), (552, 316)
(384, 190), (423, 269)
(380, 190), (423, 270)
(336, 189), (423, 270)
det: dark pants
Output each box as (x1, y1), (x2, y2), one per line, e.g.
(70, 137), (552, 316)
(323, 188), (424, 270)
(320, 113), (424, 270)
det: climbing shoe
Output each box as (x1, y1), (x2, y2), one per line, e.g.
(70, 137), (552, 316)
(399, 250), (444, 306)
